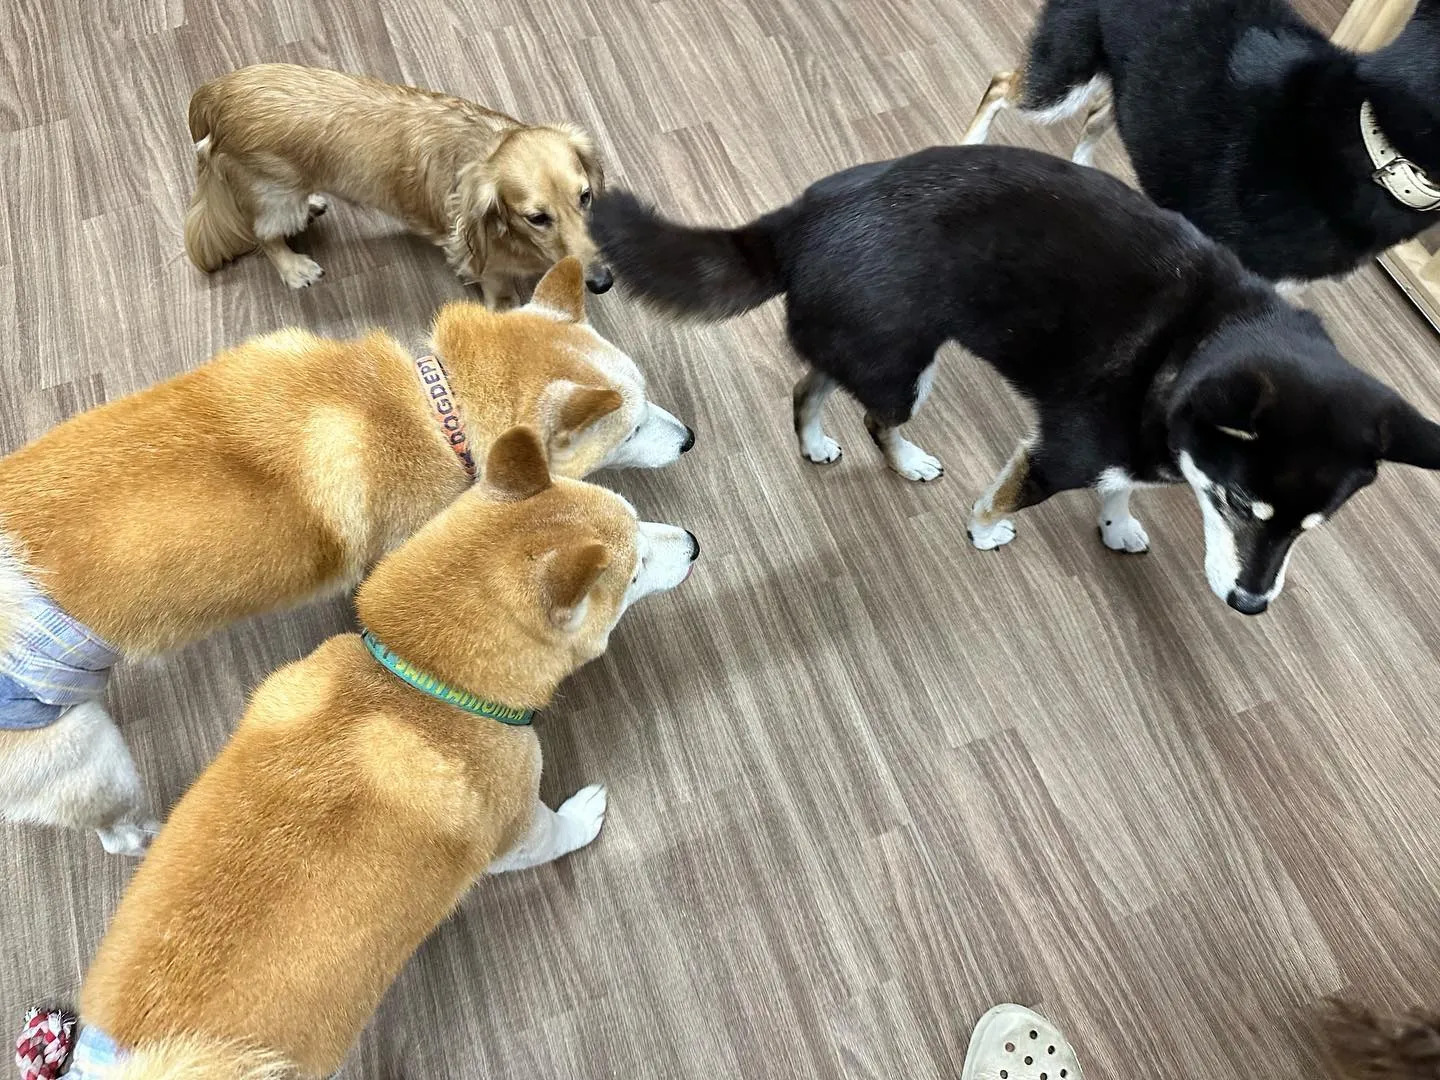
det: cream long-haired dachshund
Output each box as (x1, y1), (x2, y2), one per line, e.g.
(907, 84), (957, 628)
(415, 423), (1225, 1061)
(184, 63), (612, 308)
(0, 261), (692, 856)
(70, 428), (699, 1080)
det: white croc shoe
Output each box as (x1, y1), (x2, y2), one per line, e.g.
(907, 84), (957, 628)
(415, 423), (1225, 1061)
(960, 1004), (1083, 1080)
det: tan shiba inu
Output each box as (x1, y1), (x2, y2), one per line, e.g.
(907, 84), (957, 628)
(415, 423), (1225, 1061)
(0, 260), (692, 854)
(73, 427), (698, 1080)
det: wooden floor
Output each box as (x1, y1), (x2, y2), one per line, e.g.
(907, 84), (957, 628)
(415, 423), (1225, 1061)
(5, 0), (1440, 1076)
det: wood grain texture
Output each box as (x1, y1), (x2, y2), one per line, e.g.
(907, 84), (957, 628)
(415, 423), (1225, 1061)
(5, 0), (1439, 1076)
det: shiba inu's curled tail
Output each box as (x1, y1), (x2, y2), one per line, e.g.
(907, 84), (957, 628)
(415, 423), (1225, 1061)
(591, 189), (797, 320)
(1323, 998), (1440, 1079)
(113, 1034), (293, 1080)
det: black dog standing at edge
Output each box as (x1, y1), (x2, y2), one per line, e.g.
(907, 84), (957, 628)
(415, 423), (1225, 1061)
(965, 0), (1440, 283)
(593, 145), (1440, 615)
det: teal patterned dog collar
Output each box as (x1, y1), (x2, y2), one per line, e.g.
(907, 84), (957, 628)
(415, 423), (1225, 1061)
(360, 630), (533, 726)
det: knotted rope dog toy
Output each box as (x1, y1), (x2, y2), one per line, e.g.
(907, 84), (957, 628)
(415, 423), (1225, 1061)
(15, 1009), (75, 1080)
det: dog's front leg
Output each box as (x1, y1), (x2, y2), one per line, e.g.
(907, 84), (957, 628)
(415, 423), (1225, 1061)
(968, 434), (1076, 549)
(479, 271), (522, 312)
(486, 785), (608, 873)
(1095, 469), (1150, 553)
(962, 71), (1020, 146)
(0, 700), (159, 855)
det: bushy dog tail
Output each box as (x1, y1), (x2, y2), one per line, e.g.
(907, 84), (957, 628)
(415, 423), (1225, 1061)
(1323, 998), (1440, 1079)
(114, 1035), (293, 1080)
(183, 88), (255, 273)
(591, 189), (796, 320)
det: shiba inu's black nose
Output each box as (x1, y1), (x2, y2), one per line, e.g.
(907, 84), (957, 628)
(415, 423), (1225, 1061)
(1227, 589), (1269, 616)
(685, 530), (700, 561)
(585, 264), (614, 293)
(680, 427), (696, 453)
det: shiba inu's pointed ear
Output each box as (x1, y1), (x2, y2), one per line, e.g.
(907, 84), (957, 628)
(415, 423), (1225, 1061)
(531, 258), (587, 321)
(555, 385), (624, 446)
(1187, 370), (1275, 439)
(486, 426), (552, 499)
(1380, 400), (1440, 469)
(545, 541), (611, 629)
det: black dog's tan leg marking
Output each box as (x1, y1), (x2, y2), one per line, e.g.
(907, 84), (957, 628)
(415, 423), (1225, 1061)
(793, 371), (842, 464)
(865, 414), (944, 482)
(1072, 94), (1115, 166)
(962, 70), (1022, 146)
(968, 437), (1031, 549)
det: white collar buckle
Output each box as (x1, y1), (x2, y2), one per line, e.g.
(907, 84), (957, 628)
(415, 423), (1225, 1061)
(1361, 100), (1440, 212)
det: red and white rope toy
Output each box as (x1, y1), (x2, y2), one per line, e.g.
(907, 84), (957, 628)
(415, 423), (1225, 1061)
(15, 1009), (74, 1080)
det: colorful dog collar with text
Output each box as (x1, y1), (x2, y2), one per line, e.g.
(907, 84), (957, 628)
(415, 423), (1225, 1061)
(360, 629), (533, 725)
(413, 354), (478, 480)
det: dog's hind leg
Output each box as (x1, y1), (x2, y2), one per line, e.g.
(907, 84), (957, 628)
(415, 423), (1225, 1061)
(961, 71), (1021, 145)
(862, 362), (944, 482)
(0, 700), (158, 855)
(793, 370), (843, 464)
(1071, 94), (1115, 166)
(487, 786), (608, 873)
(259, 237), (324, 290)
(254, 181), (325, 289)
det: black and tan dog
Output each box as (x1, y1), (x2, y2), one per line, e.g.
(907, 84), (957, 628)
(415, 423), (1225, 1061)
(594, 145), (1440, 615)
(962, 0), (1440, 284)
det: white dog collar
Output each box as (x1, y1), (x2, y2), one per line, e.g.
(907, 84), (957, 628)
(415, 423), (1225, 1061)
(1361, 100), (1440, 211)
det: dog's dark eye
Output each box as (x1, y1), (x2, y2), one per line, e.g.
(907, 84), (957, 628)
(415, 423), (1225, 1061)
(527, 212), (552, 227)
(579, 189), (592, 208)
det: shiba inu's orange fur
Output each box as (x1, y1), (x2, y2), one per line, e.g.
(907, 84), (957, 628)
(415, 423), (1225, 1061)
(0, 260), (621, 652)
(81, 429), (697, 1079)
(0, 259), (691, 852)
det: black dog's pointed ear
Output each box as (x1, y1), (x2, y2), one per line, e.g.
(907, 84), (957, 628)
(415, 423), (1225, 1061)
(1185, 370), (1276, 441)
(1380, 400), (1440, 469)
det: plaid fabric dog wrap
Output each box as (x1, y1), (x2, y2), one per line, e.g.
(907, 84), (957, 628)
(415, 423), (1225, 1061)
(62, 1025), (125, 1079)
(0, 592), (120, 730)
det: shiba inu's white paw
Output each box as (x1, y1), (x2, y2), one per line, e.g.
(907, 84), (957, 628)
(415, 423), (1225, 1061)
(801, 434), (842, 464)
(969, 518), (1016, 550)
(1100, 513), (1150, 553)
(97, 819), (159, 857)
(557, 784), (608, 852)
(281, 255), (325, 289)
(306, 194), (329, 219)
